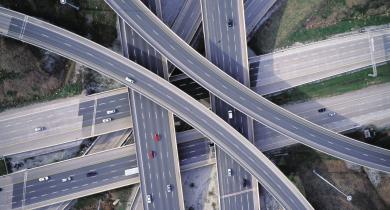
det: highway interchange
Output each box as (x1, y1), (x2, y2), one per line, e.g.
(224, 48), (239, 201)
(0, 1), (389, 209)
(108, 0), (390, 175)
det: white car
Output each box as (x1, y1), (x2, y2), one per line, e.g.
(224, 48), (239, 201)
(146, 194), (152, 203)
(167, 184), (172, 192)
(106, 109), (116, 114)
(227, 168), (232, 176)
(61, 176), (72, 182)
(125, 77), (135, 84)
(328, 112), (336, 117)
(227, 110), (233, 119)
(102, 118), (112, 123)
(38, 176), (50, 182)
(34, 127), (44, 132)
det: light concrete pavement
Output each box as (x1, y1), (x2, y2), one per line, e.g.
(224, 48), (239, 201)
(0, 87), (131, 156)
(250, 28), (390, 95)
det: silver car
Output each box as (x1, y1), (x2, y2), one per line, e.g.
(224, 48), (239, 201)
(34, 127), (44, 132)
(146, 194), (152, 203)
(106, 109), (116, 114)
(102, 118), (112, 123)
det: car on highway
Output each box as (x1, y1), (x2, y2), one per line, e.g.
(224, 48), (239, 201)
(228, 19), (233, 27)
(228, 110), (233, 119)
(167, 184), (172, 192)
(34, 127), (45, 132)
(38, 176), (50, 182)
(102, 118), (112, 123)
(86, 171), (98, 177)
(154, 133), (160, 142)
(227, 168), (232, 176)
(146, 194), (152, 203)
(328, 112), (336, 117)
(106, 109), (116, 114)
(242, 178), (250, 187)
(61, 176), (72, 182)
(125, 77), (135, 84)
(318, 108), (326, 113)
(148, 151), (155, 159)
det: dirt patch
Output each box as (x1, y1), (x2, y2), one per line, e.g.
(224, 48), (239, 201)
(182, 165), (219, 210)
(276, 145), (389, 210)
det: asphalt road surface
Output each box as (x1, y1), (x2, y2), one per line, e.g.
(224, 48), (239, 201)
(0, 6), (331, 209)
(200, 0), (257, 209)
(108, 0), (390, 174)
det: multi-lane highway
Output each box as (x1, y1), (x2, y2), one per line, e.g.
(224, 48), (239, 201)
(0, 5), (368, 208)
(119, 1), (184, 208)
(4, 80), (390, 209)
(250, 28), (390, 95)
(0, 87), (131, 155)
(107, 0), (390, 175)
(0, 146), (139, 210)
(200, 0), (258, 209)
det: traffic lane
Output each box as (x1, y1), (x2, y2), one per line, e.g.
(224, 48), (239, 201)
(11, 156), (136, 208)
(110, 0), (388, 204)
(255, 91), (390, 139)
(218, 150), (252, 195)
(6, 9), (310, 209)
(221, 191), (254, 210)
(155, 103), (181, 210)
(178, 139), (210, 161)
(131, 94), (170, 210)
(0, 102), (90, 139)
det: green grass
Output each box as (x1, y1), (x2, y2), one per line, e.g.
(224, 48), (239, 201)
(284, 15), (390, 46)
(0, 159), (7, 176)
(0, 83), (82, 112)
(249, 0), (390, 54)
(268, 63), (390, 105)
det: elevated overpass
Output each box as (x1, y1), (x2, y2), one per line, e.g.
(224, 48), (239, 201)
(106, 0), (390, 175)
(0, 7), (310, 209)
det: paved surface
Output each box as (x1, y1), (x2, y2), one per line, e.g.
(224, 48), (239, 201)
(250, 28), (390, 95)
(245, 0), (277, 38)
(120, 1), (184, 209)
(4, 6), (387, 209)
(255, 83), (390, 151)
(0, 87), (131, 156)
(108, 0), (390, 176)
(3, 80), (390, 209)
(200, 0), (258, 209)
(0, 146), (139, 210)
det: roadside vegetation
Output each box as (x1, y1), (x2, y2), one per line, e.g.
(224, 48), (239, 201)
(72, 186), (135, 210)
(268, 62), (390, 105)
(249, 0), (390, 54)
(0, 158), (7, 176)
(0, 0), (119, 112)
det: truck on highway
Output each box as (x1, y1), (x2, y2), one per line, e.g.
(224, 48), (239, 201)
(125, 167), (139, 176)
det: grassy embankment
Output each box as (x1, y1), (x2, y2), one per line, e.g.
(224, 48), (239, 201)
(249, 0), (390, 54)
(268, 63), (390, 105)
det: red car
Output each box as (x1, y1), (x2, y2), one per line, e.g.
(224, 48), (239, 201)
(148, 151), (155, 159)
(154, 133), (160, 142)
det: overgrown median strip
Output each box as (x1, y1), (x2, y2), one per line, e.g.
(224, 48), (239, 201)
(268, 63), (390, 105)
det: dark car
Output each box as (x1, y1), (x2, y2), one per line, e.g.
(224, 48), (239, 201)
(86, 171), (98, 177)
(228, 19), (233, 27)
(0, 187), (2, 192)
(318, 108), (326, 113)
(242, 178), (250, 188)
